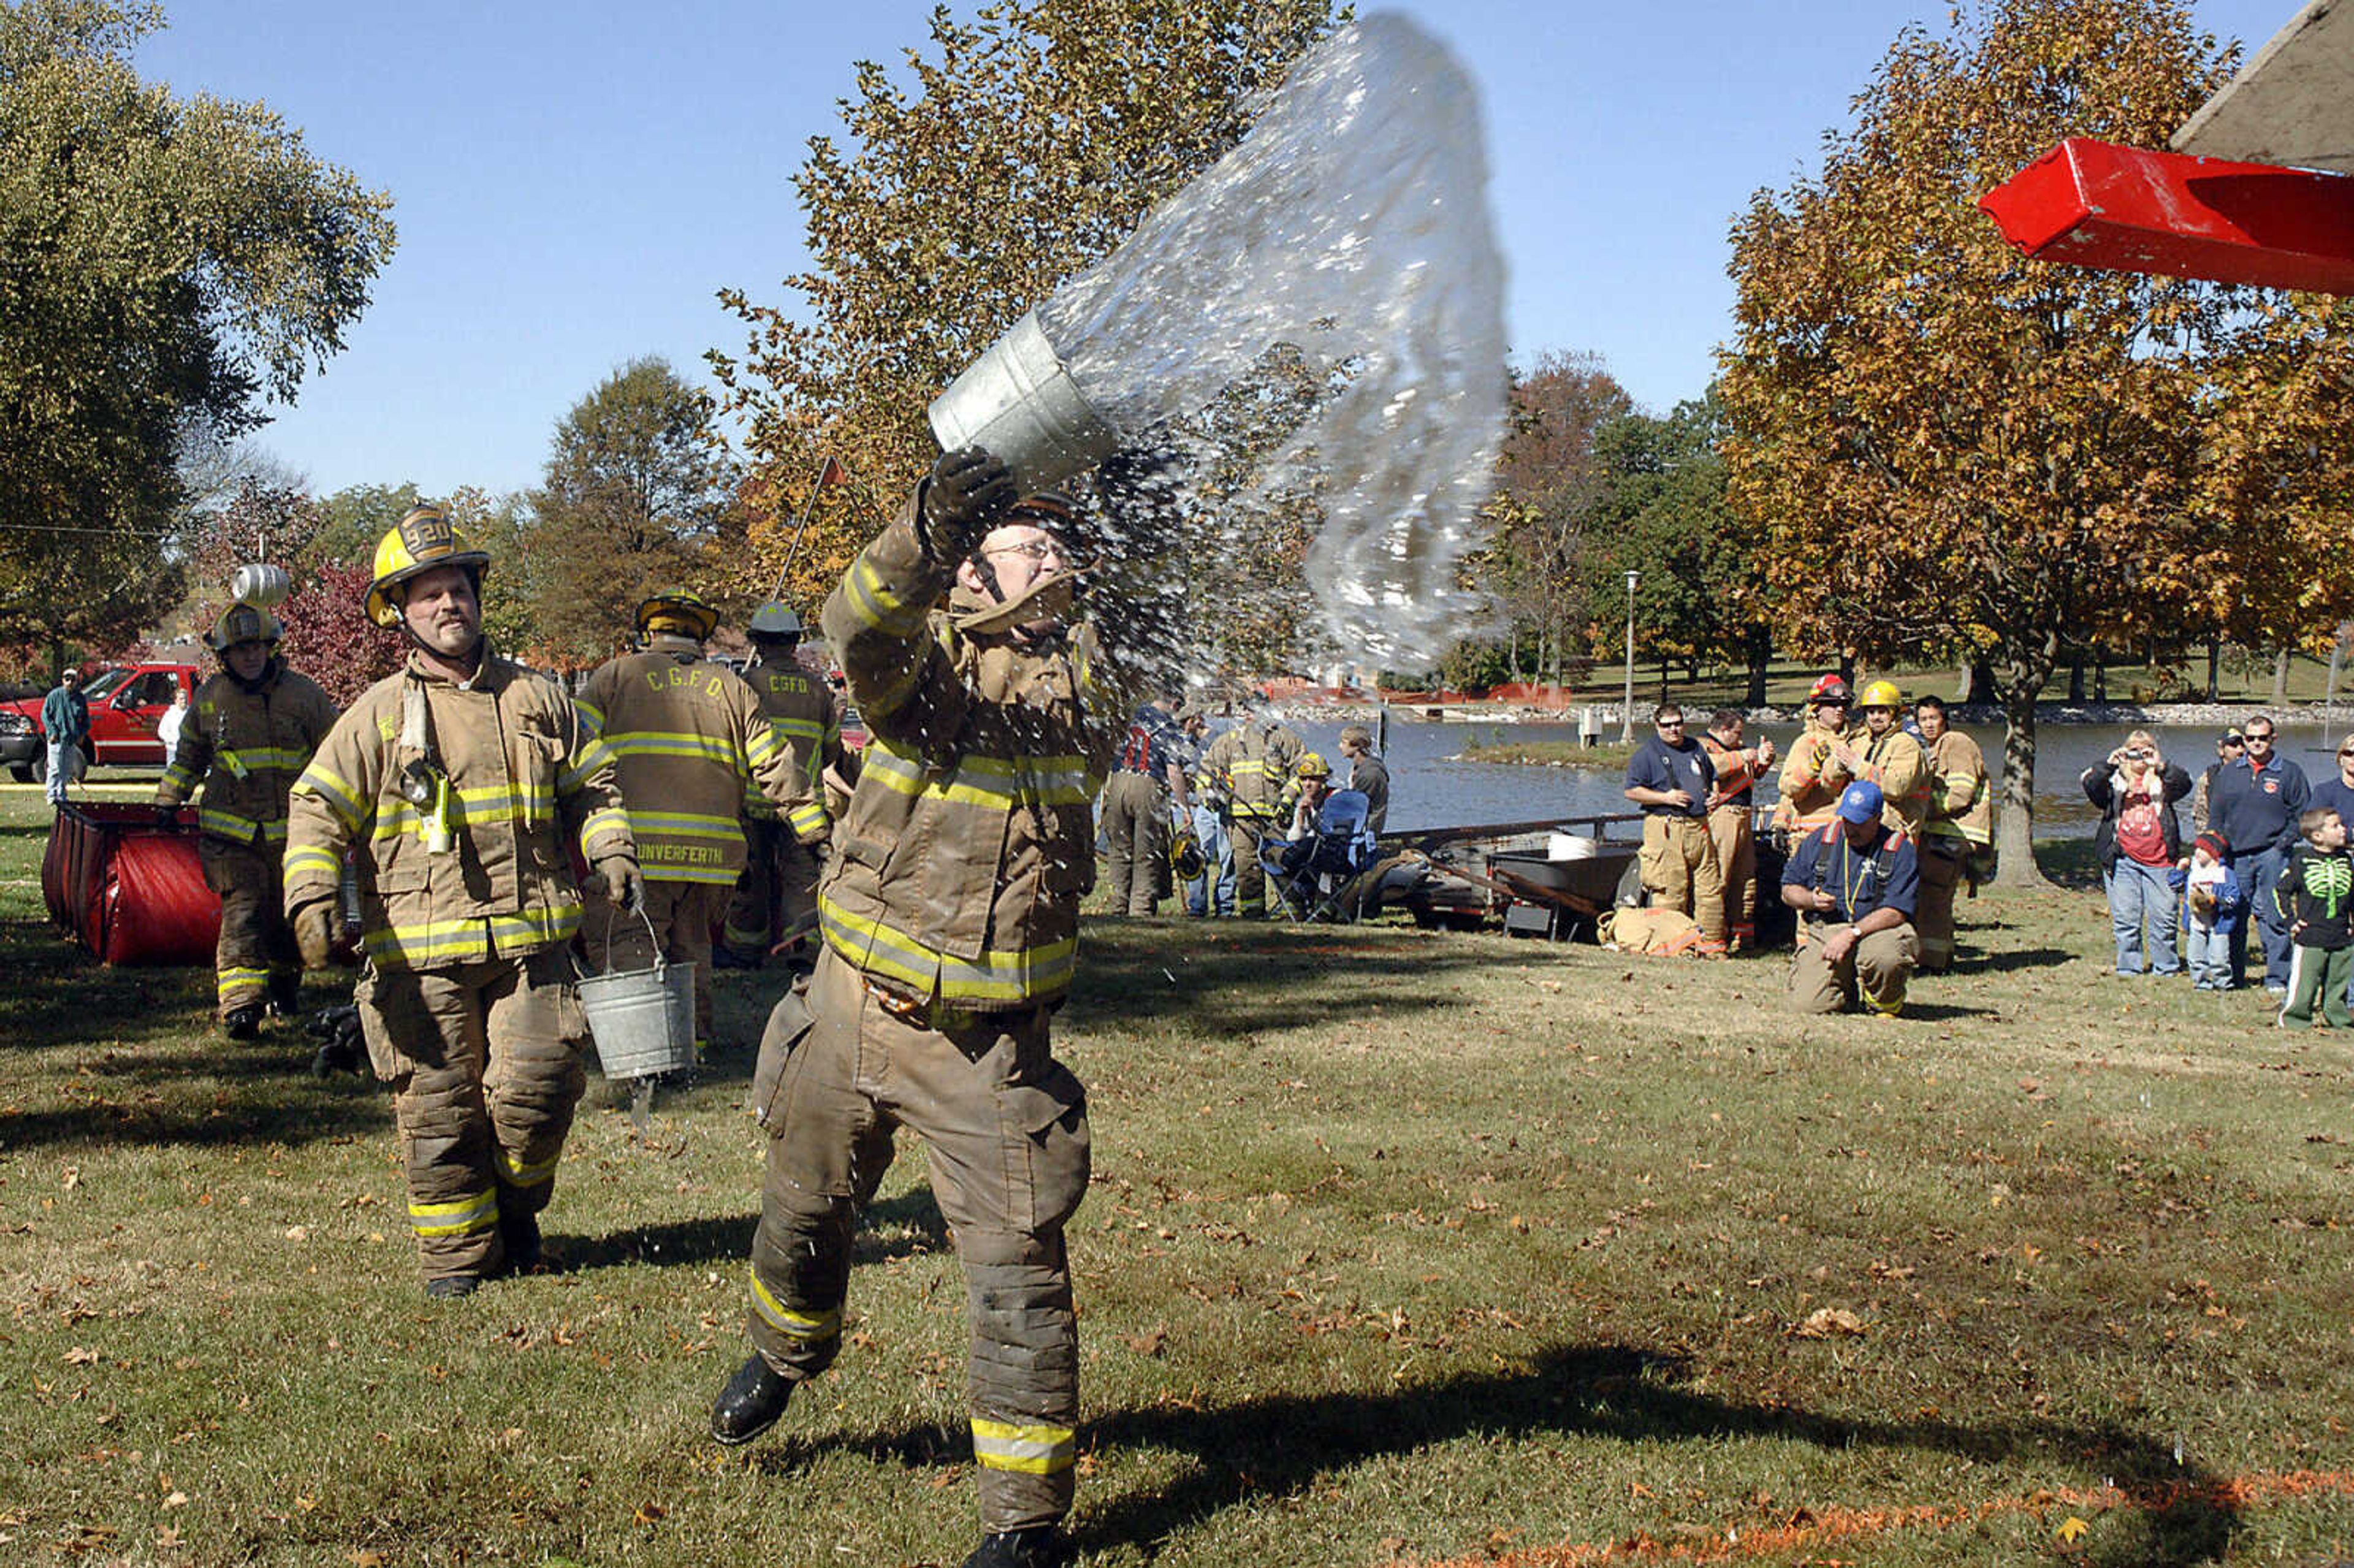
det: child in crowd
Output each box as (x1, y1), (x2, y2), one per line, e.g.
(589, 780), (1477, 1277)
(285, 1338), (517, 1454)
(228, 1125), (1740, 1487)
(2183, 831), (2244, 992)
(2273, 807), (2354, 1029)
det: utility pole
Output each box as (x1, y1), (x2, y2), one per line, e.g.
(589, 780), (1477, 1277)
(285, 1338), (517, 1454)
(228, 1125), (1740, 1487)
(1620, 570), (1639, 743)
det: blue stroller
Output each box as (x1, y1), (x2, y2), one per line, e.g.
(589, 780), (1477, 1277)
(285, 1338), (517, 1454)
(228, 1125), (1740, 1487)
(1259, 789), (1378, 922)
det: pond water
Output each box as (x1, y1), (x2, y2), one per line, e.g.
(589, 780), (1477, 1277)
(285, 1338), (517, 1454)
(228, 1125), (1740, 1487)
(1273, 718), (2350, 838)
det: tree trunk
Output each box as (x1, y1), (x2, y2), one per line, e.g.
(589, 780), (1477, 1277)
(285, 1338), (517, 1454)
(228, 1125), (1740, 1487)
(1993, 681), (2050, 889)
(2272, 649), (2290, 709)
(1838, 653), (1856, 687)
(1658, 655), (1669, 705)
(2092, 653), (2106, 704)
(2205, 635), (2220, 702)
(1967, 661), (1998, 707)
(1743, 625), (1770, 709)
(2067, 658), (2085, 704)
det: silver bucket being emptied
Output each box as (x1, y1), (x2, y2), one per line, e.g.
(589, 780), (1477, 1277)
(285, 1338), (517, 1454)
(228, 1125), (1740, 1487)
(928, 310), (1120, 495)
(574, 909), (696, 1080)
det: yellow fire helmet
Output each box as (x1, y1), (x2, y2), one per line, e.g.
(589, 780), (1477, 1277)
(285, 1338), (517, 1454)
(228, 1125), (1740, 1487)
(1296, 751), (1331, 779)
(1857, 679), (1905, 710)
(636, 587), (720, 642)
(208, 601), (283, 653)
(366, 506), (491, 630)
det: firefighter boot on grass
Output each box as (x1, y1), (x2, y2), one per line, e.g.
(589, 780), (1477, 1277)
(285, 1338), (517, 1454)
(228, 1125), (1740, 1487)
(710, 1353), (794, 1446)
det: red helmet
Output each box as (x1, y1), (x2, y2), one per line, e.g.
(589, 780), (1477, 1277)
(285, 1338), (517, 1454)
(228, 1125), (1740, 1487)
(1806, 674), (1851, 707)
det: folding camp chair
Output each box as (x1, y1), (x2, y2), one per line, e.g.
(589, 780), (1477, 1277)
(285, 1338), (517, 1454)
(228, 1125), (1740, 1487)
(1259, 788), (1378, 922)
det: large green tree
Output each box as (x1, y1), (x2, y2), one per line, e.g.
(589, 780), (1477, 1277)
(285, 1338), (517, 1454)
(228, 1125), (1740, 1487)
(710, 0), (1336, 633)
(522, 357), (738, 668)
(1718, 0), (2354, 886)
(0, 0), (395, 653)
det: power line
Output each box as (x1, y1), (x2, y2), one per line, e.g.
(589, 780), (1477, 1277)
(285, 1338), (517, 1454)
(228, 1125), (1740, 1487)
(0, 522), (179, 538)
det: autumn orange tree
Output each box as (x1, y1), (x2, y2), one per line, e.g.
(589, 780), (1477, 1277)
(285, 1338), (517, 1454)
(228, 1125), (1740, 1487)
(1720, 0), (2354, 886)
(709, 0), (1336, 630)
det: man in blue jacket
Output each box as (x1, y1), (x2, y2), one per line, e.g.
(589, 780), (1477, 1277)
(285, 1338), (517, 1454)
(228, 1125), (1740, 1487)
(2206, 715), (2310, 993)
(41, 668), (90, 807)
(1781, 780), (1921, 1016)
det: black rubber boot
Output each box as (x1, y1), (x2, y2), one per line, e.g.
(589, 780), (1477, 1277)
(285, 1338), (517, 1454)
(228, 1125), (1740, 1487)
(424, 1274), (480, 1300)
(962, 1526), (1073, 1568)
(223, 1004), (262, 1041)
(500, 1209), (543, 1273)
(710, 1353), (794, 1446)
(264, 973), (302, 1018)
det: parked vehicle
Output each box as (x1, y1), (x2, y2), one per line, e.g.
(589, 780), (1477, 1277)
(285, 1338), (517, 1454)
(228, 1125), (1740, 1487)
(1, 662), (200, 782)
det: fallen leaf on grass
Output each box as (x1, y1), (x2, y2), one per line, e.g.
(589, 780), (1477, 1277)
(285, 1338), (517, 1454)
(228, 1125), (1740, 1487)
(2055, 1515), (2091, 1543)
(632, 1502), (666, 1526)
(64, 1345), (99, 1365)
(347, 1553), (386, 1567)
(156, 1525), (183, 1548)
(1120, 1327), (1166, 1357)
(162, 1491), (188, 1509)
(1791, 1307), (1866, 1339)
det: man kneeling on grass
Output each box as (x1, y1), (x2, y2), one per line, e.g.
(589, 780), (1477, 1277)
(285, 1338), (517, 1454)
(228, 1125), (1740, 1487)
(1780, 780), (1921, 1017)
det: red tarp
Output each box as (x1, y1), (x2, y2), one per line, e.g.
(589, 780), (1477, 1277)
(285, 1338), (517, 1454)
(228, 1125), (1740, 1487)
(1979, 137), (2354, 295)
(43, 803), (219, 966)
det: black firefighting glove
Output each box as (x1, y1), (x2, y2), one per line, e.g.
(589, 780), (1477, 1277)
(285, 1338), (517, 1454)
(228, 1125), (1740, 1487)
(919, 446), (1017, 565)
(292, 898), (337, 972)
(154, 804), (178, 831)
(595, 854), (644, 916)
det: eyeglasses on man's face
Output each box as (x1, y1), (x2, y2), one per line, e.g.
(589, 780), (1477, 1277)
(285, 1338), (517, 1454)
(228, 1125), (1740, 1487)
(983, 538), (1066, 563)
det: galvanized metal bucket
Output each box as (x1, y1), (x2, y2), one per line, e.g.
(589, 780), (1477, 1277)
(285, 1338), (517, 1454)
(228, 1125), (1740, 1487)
(927, 310), (1119, 494)
(229, 563), (292, 607)
(574, 908), (695, 1080)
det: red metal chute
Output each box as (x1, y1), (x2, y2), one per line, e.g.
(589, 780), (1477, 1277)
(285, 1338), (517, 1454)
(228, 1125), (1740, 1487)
(1979, 136), (2354, 295)
(42, 803), (220, 966)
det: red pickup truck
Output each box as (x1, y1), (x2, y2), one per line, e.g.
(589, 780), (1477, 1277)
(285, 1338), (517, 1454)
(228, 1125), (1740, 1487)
(1, 661), (200, 782)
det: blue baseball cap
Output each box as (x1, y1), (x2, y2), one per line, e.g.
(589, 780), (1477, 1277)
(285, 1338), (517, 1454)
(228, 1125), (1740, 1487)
(1836, 780), (1884, 824)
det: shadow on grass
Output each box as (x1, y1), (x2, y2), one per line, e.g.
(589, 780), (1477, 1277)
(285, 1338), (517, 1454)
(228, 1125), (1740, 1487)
(1976, 945), (2075, 975)
(785, 1341), (2234, 1566)
(555, 1187), (950, 1275)
(1065, 923), (1503, 1037)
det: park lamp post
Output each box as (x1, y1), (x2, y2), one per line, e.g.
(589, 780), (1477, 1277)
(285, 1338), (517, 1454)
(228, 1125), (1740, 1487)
(1620, 570), (1639, 743)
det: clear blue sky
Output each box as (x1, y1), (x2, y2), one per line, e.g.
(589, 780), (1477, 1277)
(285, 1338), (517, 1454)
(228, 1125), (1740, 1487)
(132, 0), (2297, 501)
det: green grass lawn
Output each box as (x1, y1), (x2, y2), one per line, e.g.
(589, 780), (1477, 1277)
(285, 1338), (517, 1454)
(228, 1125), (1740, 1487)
(6, 793), (2353, 1566)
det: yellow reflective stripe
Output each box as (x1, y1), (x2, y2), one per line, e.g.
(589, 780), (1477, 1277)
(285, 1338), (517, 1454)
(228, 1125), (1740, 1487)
(844, 554), (926, 635)
(294, 762), (367, 830)
(861, 743), (1093, 810)
(745, 727), (782, 769)
(559, 736), (619, 791)
(970, 1418), (1075, 1475)
(788, 802), (829, 837)
(217, 966), (268, 1001)
(409, 1190), (499, 1238)
(197, 807), (287, 842)
(818, 895), (1076, 1003)
(602, 731), (744, 766)
(215, 747), (313, 771)
(283, 845), (341, 881)
(161, 761), (199, 797)
(628, 809), (744, 839)
(574, 698), (606, 732)
(361, 905), (582, 965)
(498, 1148), (559, 1188)
(748, 1263), (842, 1341)
(768, 716), (825, 741)
(579, 808), (630, 854)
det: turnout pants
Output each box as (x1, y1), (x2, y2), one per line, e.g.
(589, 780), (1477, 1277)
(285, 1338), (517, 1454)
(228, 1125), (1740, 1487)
(1914, 837), (1967, 973)
(1099, 771), (1170, 915)
(1639, 813), (1726, 950)
(725, 821), (824, 959)
(599, 879), (729, 1049)
(1230, 815), (1279, 916)
(356, 947), (588, 1285)
(1788, 923), (1921, 1016)
(200, 835), (299, 1018)
(1707, 804), (1755, 951)
(746, 949), (1089, 1533)
(2279, 942), (2354, 1029)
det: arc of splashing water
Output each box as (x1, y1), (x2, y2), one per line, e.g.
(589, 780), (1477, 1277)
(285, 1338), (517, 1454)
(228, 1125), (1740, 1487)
(927, 12), (1508, 668)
